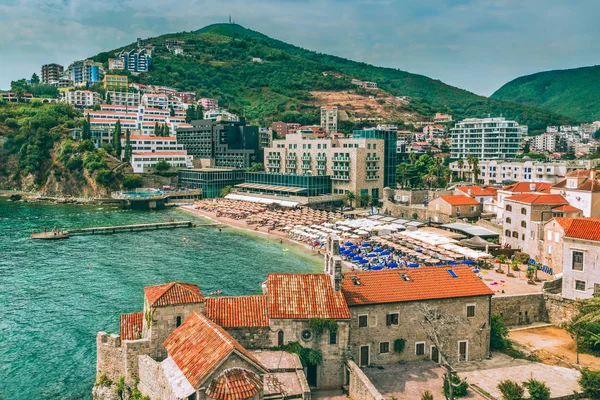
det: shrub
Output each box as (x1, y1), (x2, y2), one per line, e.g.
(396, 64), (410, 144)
(497, 379), (524, 400)
(394, 338), (406, 353)
(443, 375), (468, 398)
(421, 390), (434, 400)
(122, 174), (143, 190)
(77, 139), (96, 153)
(579, 368), (600, 398)
(154, 160), (171, 172)
(491, 314), (509, 350)
(95, 374), (112, 387)
(66, 157), (83, 171)
(116, 377), (125, 397)
(95, 169), (115, 186)
(523, 378), (550, 400)
(5, 118), (19, 128)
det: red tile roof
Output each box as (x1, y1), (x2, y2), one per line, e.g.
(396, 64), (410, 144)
(132, 151), (187, 156)
(128, 135), (176, 141)
(564, 218), (600, 241)
(206, 295), (269, 328)
(505, 194), (567, 205)
(163, 311), (267, 388)
(552, 217), (575, 231)
(206, 368), (263, 400)
(501, 182), (553, 193)
(266, 274), (351, 320)
(120, 312), (143, 340)
(552, 205), (581, 213)
(455, 186), (498, 197)
(437, 195), (480, 206)
(144, 282), (204, 307)
(341, 265), (494, 306)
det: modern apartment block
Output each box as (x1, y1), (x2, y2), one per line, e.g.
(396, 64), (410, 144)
(67, 60), (104, 86)
(271, 121), (301, 137)
(450, 117), (524, 160)
(61, 90), (101, 108)
(106, 91), (141, 107)
(103, 75), (128, 90)
(108, 58), (125, 70)
(117, 48), (152, 73)
(450, 159), (600, 185)
(320, 106), (338, 134)
(41, 63), (64, 84)
(176, 119), (261, 169)
(532, 133), (568, 153)
(198, 98), (218, 110)
(262, 129), (393, 199)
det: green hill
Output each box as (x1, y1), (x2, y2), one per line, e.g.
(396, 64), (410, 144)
(491, 65), (600, 122)
(92, 23), (576, 132)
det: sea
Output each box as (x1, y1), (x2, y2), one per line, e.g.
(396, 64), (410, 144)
(0, 198), (322, 399)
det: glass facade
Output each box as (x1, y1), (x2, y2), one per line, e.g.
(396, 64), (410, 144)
(353, 129), (398, 188)
(242, 173), (333, 197)
(178, 169), (245, 199)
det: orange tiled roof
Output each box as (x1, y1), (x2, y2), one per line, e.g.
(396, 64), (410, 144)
(437, 195), (480, 206)
(342, 265), (494, 306)
(144, 282), (204, 307)
(501, 182), (553, 193)
(206, 295), (269, 328)
(455, 186), (498, 197)
(120, 312), (143, 340)
(552, 205), (581, 213)
(266, 274), (351, 320)
(163, 311), (267, 388)
(206, 368), (262, 400)
(564, 218), (600, 241)
(505, 193), (567, 205)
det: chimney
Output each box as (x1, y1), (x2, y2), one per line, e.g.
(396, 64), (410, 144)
(467, 189), (472, 196)
(590, 169), (595, 180)
(529, 183), (536, 192)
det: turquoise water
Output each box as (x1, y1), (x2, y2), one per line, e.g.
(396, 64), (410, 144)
(0, 199), (322, 399)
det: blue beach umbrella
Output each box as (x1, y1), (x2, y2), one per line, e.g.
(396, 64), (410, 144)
(367, 253), (377, 258)
(352, 255), (363, 260)
(449, 261), (460, 265)
(349, 245), (358, 249)
(374, 248), (383, 252)
(381, 251), (390, 255)
(416, 249), (423, 253)
(463, 260), (475, 265)
(345, 242), (354, 246)
(359, 259), (369, 264)
(338, 247), (345, 252)
(362, 243), (371, 247)
(387, 262), (398, 268)
(371, 266), (383, 271)
(408, 263), (419, 268)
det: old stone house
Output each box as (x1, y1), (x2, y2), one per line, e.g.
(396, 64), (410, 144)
(428, 195), (483, 222)
(454, 185), (498, 204)
(551, 169), (600, 217)
(496, 182), (553, 220)
(562, 218), (600, 300)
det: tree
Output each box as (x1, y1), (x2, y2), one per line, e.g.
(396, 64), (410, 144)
(10, 79), (28, 102)
(186, 105), (196, 123)
(122, 174), (143, 190)
(423, 170), (438, 188)
(220, 185), (233, 197)
(523, 378), (550, 400)
(112, 120), (122, 158)
(106, 92), (112, 104)
(154, 122), (160, 136)
(490, 314), (509, 350)
(497, 380), (524, 400)
(247, 162), (265, 172)
(408, 151), (417, 165)
(594, 129), (600, 140)
(30, 73), (40, 85)
(417, 303), (469, 400)
(162, 124), (170, 137)
(397, 163), (408, 188)
(81, 115), (91, 140)
(565, 297), (600, 363)
(124, 128), (132, 162)
(154, 160), (170, 172)
(457, 159), (464, 180)
(360, 193), (371, 208)
(434, 156), (443, 177)
(344, 191), (356, 208)
(579, 368), (600, 398)
(443, 169), (453, 187)
(195, 105), (204, 120)
(169, 106), (175, 117)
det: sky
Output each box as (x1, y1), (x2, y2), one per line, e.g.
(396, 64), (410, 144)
(1, 0), (600, 96)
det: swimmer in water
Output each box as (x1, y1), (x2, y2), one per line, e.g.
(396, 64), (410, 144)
(81, 293), (85, 297)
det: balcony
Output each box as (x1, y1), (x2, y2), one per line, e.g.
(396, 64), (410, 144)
(332, 156), (350, 162)
(301, 155), (311, 161)
(366, 175), (380, 180)
(315, 164), (326, 170)
(286, 154), (297, 160)
(366, 165), (380, 171)
(266, 154), (281, 160)
(286, 164), (297, 169)
(315, 156), (326, 161)
(301, 164), (311, 169)
(366, 156), (380, 161)
(332, 165), (349, 171)
(331, 175), (350, 181)
(266, 163), (280, 168)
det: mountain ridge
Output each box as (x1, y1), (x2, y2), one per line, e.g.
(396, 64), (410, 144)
(491, 64), (600, 122)
(92, 23), (577, 132)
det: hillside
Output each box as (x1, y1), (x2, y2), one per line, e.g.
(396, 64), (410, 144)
(491, 65), (600, 122)
(92, 23), (576, 132)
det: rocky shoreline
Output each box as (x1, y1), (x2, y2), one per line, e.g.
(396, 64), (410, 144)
(0, 190), (119, 206)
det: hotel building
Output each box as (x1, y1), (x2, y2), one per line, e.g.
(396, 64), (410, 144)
(450, 117), (524, 160)
(320, 106), (338, 134)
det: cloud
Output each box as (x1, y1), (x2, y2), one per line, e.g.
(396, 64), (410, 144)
(1, 0), (599, 96)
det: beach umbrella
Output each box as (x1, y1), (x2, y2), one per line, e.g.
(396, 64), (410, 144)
(416, 249), (423, 253)
(338, 247), (345, 252)
(359, 259), (369, 264)
(374, 248), (383, 252)
(387, 262), (399, 268)
(408, 263), (419, 268)
(352, 255), (363, 260)
(449, 261), (460, 265)
(463, 260), (475, 265)
(349, 245), (358, 249)
(345, 242), (354, 246)
(367, 253), (377, 258)
(381, 251), (390, 255)
(371, 266), (383, 271)
(362, 243), (371, 247)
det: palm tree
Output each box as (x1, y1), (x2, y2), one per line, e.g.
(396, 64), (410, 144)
(360, 193), (371, 208)
(471, 156), (479, 183)
(434, 156), (443, 177)
(408, 151), (417, 165)
(344, 191), (356, 208)
(398, 164), (408, 188)
(457, 159), (464, 180)
(497, 254), (507, 273)
(220, 185), (233, 197)
(443, 169), (453, 187)
(423, 170), (438, 188)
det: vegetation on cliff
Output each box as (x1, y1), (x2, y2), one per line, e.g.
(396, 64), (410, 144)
(492, 65), (600, 122)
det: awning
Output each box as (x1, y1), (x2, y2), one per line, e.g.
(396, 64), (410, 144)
(224, 194), (299, 208)
(235, 182), (307, 193)
(441, 222), (499, 238)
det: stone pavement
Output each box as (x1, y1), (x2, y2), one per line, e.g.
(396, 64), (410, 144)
(311, 389), (348, 399)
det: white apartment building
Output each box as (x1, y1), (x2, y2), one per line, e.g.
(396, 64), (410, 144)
(532, 133), (567, 153)
(450, 117), (524, 160)
(61, 90), (101, 108)
(131, 151), (193, 173)
(141, 94), (169, 110)
(450, 159), (600, 185)
(550, 169), (600, 217)
(203, 108), (239, 122)
(107, 91), (141, 107)
(121, 135), (185, 154)
(264, 132), (385, 199)
(561, 218), (600, 300)
(320, 106), (338, 134)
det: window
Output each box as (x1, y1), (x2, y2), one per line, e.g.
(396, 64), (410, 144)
(547, 230), (552, 240)
(301, 330), (313, 342)
(506, 205), (512, 211)
(379, 342), (390, 354)
(521, 221), (527, 228)
(554, 232), (560, 243)
(575, 280), (586, 292)
(506, 217), (511, 224)
(470, 206), (476, 212)
(512, 231), (518, 238)
(329, 330), (337, 345)
(466, 304), (476, 317)
(594, 284), (600, 297)
(521, 208), (527, 215)
(415, 342), (425, 355)
(505, 230), (510, 237)
(176, 316), (182, 327)
(572, 251), (584, 271)
(386, 313), (399, 325)
(277, 330), (284, 347)
(358, 315), (368, 328)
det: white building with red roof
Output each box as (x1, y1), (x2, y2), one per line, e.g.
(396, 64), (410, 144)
(561, 218), (600, 300)
(550, 169), (600, 217)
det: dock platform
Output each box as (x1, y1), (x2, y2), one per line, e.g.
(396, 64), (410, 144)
(67, 221), (195, 235)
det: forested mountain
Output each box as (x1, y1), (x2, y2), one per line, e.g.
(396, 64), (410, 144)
(492, 65), (600, 122)
(91, 23), (576, 132)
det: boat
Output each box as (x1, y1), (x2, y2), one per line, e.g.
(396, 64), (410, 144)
(30, 231), (69, 240)
(209, 289), (223, 296)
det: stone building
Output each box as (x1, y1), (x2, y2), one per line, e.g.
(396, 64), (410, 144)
(427, 195), (483, 222)
(495, 182), (553, 220)
(561, 218), (600, 300)
(550, 169), (600, 217)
